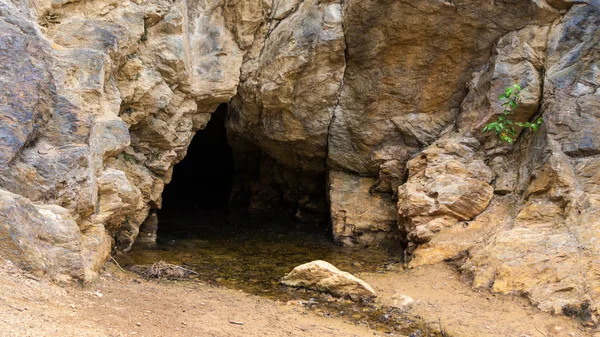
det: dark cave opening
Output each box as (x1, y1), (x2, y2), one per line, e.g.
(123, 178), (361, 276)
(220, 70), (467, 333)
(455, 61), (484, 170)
(156, 104), (330, 241)
(157, 103), (234, 237)
(161, 104), (233, 211)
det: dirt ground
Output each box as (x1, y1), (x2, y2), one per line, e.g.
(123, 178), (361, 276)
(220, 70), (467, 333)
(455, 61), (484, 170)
(0, 260), (378, 337)
(360, 265), (593, 337)
(0, 258), (596, 337)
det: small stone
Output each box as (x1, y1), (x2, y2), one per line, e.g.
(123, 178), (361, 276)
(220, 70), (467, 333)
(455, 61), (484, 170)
(391, 293), (414, 310)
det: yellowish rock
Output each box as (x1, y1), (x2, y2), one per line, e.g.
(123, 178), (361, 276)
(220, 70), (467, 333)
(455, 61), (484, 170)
(281, 260), (377, 300)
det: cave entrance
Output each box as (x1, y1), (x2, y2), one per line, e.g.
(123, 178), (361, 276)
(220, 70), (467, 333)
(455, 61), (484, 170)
(123, 104), (403, 304)
(156, 103), (329, 241)
(157, 103), (234, 238)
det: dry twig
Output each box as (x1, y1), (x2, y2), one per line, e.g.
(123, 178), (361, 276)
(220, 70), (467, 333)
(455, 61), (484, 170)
(109, 256), (126, 273)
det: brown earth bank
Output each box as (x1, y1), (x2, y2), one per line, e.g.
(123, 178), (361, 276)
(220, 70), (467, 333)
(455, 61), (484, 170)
(1, 258), (594, 337)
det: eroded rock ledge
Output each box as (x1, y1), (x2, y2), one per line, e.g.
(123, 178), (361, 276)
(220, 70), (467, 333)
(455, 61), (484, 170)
(0, 0), (598, 322)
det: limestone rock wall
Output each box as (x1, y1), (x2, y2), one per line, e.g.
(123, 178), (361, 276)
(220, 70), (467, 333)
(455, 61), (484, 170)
(404, 2), (600, 320)
(0, 0), (242, 280)
(0, 0), (599, 323)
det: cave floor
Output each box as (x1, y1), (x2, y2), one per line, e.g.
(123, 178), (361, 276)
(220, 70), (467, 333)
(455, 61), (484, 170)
(0, 257), (590, 337)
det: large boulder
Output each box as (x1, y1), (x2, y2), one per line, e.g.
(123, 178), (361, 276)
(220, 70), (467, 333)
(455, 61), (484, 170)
(281, 260), (377, 300)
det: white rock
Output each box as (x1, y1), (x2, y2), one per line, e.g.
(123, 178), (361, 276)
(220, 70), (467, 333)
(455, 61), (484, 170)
(281, 260), (376, 300)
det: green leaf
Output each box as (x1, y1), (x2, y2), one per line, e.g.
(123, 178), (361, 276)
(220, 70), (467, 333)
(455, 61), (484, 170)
(532, 124), (538, 132)
(514, 84), (522, 91)
(500, 135), (513, 143)
(509, 100), (518, 109)
(498, 94), (508, 101)
(537, 118), (543, 124)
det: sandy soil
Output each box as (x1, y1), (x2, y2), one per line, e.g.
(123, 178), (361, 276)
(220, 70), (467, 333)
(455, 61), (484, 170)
(0, 260), (379, 337)
(361, 264), (594, 337)
(1, 258), (596, 337)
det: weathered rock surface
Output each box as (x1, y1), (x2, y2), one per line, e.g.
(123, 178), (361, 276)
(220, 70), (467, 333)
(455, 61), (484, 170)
(281, 260), (377, 300)
(0, 0), (598, 324)
(0, 0), (241, 280)
(0, 188), (83, 282)
(328, 170), (398, 246)
(228, 0), (345, 172)
(458, 25), (550, 146)
(463, 4), (600, 318)
(405, 2), (600, 321)
(328, 0), (562, 177)
(398, 137), (494, 249)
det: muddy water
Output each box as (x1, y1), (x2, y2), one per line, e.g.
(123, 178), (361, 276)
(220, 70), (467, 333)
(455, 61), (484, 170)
(117, 210), (442, 336)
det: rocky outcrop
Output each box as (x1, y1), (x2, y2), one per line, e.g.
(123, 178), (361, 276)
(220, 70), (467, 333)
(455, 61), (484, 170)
(405, 2), (600, 321)
(0, 0), (241, 280)
(0, 0), (599, 323)
(464, 4), (600, 317)
(328, 170), (398, 246)
(0, 189), (83, 283)
(398, 137), (494, 252)
(227, 0), (345, 172)
(328, 0), (561, 178)
(281, 260), (377, 300)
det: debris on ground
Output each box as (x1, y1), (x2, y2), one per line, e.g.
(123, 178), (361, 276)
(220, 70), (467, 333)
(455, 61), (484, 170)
(130, 261), (198, 280)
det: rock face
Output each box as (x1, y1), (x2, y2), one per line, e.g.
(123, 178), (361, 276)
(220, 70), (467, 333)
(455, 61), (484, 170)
(328, 170), (398, 246)
(406, 2), (600, 320)
(464, 4), (600, 317)
(281, 260), (377, 300)
(0, 0), (599, 323)
(0, 0), (240, 280)
(227, 0), (345, 173)
(327, 0), (560, 177)
(0, 189), (83, 283)
(398, 137), (494, 251)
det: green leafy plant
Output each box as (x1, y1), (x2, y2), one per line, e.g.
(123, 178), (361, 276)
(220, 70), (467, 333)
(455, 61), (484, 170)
(482, 83), (543, 144)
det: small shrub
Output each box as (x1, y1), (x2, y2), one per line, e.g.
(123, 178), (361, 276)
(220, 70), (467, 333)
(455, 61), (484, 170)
(482, 83), (542, 144)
